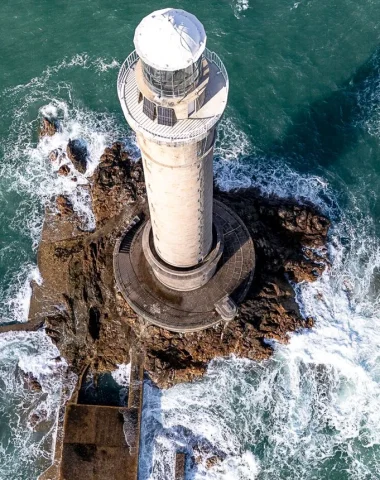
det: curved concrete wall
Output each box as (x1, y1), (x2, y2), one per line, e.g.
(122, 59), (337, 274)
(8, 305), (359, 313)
(137, 129), (215, 268)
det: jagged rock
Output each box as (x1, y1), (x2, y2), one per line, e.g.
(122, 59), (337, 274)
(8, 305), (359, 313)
(58, 164), (71, 176)
(40, 117), (58, 137)
(56, 195), (74, 216)
(192, 443), (225, 469)
(28, 409), (49, 432)
(20, 138), (330, 388)
(28, 413), (41, 428)
(23, 372), (42, 392)
(205, 456), (222, 469)
(67, 139), (88, 174)
(91, 142), (146, 225)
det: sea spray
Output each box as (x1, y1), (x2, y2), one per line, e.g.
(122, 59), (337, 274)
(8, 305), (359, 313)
(0, 331), (76, 480)
(0, 54), (137, 326)
(133, 118), (380, 479)
(1, 54), (380, 480)
(0, 55), (135, 478)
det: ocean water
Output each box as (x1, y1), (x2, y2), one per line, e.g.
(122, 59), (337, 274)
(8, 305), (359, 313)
(1, 0), (380, 478)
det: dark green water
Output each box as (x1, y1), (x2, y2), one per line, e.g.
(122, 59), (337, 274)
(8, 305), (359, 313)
(1, 1), (380, 478)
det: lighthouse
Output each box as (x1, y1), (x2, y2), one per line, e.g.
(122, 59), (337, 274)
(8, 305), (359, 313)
(115, 8), (255, 331)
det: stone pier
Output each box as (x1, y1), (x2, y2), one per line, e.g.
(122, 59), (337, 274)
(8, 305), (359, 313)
(38, 350), (144, 480)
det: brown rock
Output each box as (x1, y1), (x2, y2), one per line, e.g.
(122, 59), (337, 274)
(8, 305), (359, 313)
(205, 456), (222, 469)
(58, 164), (71, 176)
(40, 117), (58, 137)
(19, 137), (330, 390)
(23, 372), (42, 392)
(56, 195), (74, 216)
(90, 142), (146, 225)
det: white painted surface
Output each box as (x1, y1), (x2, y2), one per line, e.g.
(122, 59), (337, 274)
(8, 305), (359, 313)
(134, 8), (206, 71)
(118, 9), (229, 269)
(138, 131), (215, 267)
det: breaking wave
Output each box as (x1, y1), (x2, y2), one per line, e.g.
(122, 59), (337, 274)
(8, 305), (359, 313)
(0, 54), (136, 325)
(135, 116), (380, 479)
(230, 0), (250, 18)
(0, 331), (76, 480)
(0, 55), (132, 478)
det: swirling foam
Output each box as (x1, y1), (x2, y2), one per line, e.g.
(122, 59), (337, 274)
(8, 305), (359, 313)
(0, 54), (135, 326)
(2, 53), (380, 478)
(0, 331), (76, 480)
(134, 116), (380, 479)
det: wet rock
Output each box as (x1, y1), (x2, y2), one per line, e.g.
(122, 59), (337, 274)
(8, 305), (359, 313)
(67, 139), (88, 174)
(28, 409), (49, 431)
(56, 195), (74, 216)
(192, 443), (226, 469)
(28, 413), (41, 428)
(205, 456), (222, 469)
(40, 117), (58, 137)
(23, 372), (42, 392)
(58, 164), (71, 176)
(24, 136), (330, 389)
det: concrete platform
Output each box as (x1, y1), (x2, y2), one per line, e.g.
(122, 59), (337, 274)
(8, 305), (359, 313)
(39, 351), (145, 480)
(60, 404), (138, 480)
(114, 200), (255, 332)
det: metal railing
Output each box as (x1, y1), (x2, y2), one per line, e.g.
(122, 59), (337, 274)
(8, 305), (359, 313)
(117, 48), (229, 142)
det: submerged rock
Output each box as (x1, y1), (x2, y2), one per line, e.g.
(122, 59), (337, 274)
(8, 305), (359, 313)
(23, 371), (42, 392)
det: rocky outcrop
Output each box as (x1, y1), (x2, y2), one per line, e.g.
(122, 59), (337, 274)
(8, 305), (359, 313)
(39, 117), (58, 137)
(58, 164), (71, 176)
(8, 131), (330, 389)
(91, 142), (145, 225)
(67, 139), (88, 174)
(23, 371), (42, 392)
(55, 195), (74, 216)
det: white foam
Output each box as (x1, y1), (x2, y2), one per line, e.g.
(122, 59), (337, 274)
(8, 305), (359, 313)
(356, 49), (380, 137)
(0, 330), (76, 478)
(231, 0), (250, 18)
(0, 54), (137, 328)
(137, 116), (380, 478)
(2, 53), (380, 478)
(112, 363), (131, 386)
(2, 266), (42, 324)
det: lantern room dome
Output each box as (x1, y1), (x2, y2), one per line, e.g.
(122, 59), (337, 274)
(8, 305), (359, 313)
(133, 8), (207, 72)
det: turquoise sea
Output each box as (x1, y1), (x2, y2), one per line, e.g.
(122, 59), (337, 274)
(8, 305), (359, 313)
(1, 0), (380, 478)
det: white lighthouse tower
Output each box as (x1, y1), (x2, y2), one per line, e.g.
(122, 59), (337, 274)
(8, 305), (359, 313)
(115, 8), (255, 331)
(118, 8), (228, 290)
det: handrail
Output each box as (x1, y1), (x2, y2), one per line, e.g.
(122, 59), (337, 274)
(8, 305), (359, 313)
(117, 48), (229, 142)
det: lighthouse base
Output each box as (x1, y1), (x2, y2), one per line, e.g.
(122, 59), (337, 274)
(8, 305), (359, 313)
(113, 200), (255, 332)
(142, 218), (224, 292)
